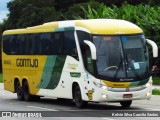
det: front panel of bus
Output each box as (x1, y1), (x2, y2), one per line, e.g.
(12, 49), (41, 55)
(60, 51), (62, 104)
(77, 30), (151, 102)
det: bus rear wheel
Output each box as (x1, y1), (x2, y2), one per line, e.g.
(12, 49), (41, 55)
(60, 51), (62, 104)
(23, 81), (32, 101)
(120, 100), (132, 108)
(16, 81), (24, 101)
(74, 85), (87, 108)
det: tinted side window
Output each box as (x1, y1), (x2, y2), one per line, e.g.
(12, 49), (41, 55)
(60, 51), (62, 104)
(39, 33), (53, 55)
(3, 35), (18, 55)
(34, 34), (40, 55)
(26, 34), (38, 55)
(17, 34), (25, 55)
(3, 32), (74, 56)
(64, 31), (78, 60)
(3, 35), (10, 54)
(77, 31), (91, 55)
(77, 31), (93, 74)
(10, 35), (18, 54)
(55, 32), (64, 55)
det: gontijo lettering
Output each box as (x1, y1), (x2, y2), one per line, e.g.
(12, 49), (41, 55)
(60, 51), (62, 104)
(16, 59), (38, 67)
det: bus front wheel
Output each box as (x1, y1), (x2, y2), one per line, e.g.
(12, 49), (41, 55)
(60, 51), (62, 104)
(74, 85), (87, 108)
(120, 100), (132, 108)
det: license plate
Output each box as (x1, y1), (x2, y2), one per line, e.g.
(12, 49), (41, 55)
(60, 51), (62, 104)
(123, 94), (132, 98)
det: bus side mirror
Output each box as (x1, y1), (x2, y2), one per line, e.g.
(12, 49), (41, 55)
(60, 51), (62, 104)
(84, 40), (97, 60)
(146, 39), (158, 58)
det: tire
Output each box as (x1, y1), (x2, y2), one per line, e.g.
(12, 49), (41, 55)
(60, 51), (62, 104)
(16, 81), (24, 101)
(23, 81), (32, 101)
(74, 85), (87, 108)
(120, 100), (132, 108)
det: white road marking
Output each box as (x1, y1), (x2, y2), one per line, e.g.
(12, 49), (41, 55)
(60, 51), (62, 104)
(143, 107), (160, 111)
(101, 118), (114, 120)
(27, 106), (59, 111)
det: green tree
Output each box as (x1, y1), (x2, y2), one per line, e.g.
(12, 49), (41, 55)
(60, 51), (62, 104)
(16, 4), (58, 28)
(62, 1), (100, 20)
(5, 0), (58, 29)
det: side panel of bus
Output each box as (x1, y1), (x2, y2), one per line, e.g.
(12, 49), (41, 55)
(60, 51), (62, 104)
(2, 29), (88, 100)
(2, 53), (46, 94)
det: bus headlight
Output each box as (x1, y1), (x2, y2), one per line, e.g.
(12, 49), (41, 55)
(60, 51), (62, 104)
(93, 82), (108, 90)
(146, 92), (151, 97)
(102, 85), (108, 90)
(102, 94), (108, 98)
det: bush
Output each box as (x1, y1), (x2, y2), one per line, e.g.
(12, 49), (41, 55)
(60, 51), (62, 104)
(94, 0), (159, 6)
(152, 89), (160, 95)
(75, 3), (160, 41)
(61, 1), (100, 20)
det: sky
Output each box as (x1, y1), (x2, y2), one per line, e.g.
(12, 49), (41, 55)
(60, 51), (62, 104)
(0, 0), (11, 23)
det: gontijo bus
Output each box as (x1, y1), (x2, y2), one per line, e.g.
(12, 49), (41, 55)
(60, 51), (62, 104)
(2, 19), (158, 108)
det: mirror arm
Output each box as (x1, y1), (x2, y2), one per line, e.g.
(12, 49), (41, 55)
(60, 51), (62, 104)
(146, 39), (158, 58)
(84, 40), (97, 60)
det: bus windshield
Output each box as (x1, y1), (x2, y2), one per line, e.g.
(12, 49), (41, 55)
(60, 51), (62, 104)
(93, 35), (149, 81)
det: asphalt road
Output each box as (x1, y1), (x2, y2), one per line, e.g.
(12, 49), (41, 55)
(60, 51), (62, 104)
(0, 83), (160, 120)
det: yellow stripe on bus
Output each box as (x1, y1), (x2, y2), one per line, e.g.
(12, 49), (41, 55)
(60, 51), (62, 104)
(102, 80), (131, 88)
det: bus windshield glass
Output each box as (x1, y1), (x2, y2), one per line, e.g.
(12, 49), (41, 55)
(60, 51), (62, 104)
(93, 35), (149, 81)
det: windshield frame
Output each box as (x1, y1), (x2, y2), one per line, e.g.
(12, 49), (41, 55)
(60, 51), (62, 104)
(91, 33), (151, 82)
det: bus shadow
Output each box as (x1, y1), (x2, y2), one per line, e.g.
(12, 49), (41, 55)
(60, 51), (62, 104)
(7, 97), (142, 110)
(26, 97), (141, 110)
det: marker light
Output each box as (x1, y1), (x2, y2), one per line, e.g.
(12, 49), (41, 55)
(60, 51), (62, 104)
(102, 94), (107, 98)
(146, 92), (151, 97)
(102, 86), (108, 90)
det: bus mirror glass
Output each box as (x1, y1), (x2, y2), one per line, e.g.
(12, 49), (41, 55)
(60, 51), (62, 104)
(84, 40), (97, 60)
(146, 39), (158, 58)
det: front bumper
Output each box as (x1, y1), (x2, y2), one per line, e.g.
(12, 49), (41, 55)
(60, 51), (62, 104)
(90, 85), (152, 102)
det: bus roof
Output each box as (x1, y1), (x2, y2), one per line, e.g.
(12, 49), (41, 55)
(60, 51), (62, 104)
(3, 19), (143, 35)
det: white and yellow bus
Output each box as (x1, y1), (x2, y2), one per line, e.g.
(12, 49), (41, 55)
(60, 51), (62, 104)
(2, 19), (158, 108)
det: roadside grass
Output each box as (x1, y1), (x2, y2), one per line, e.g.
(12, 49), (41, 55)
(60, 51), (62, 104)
(152, 77), (160, 85)
(0, 74), (3, 83)
(152, 89), (160, 95)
